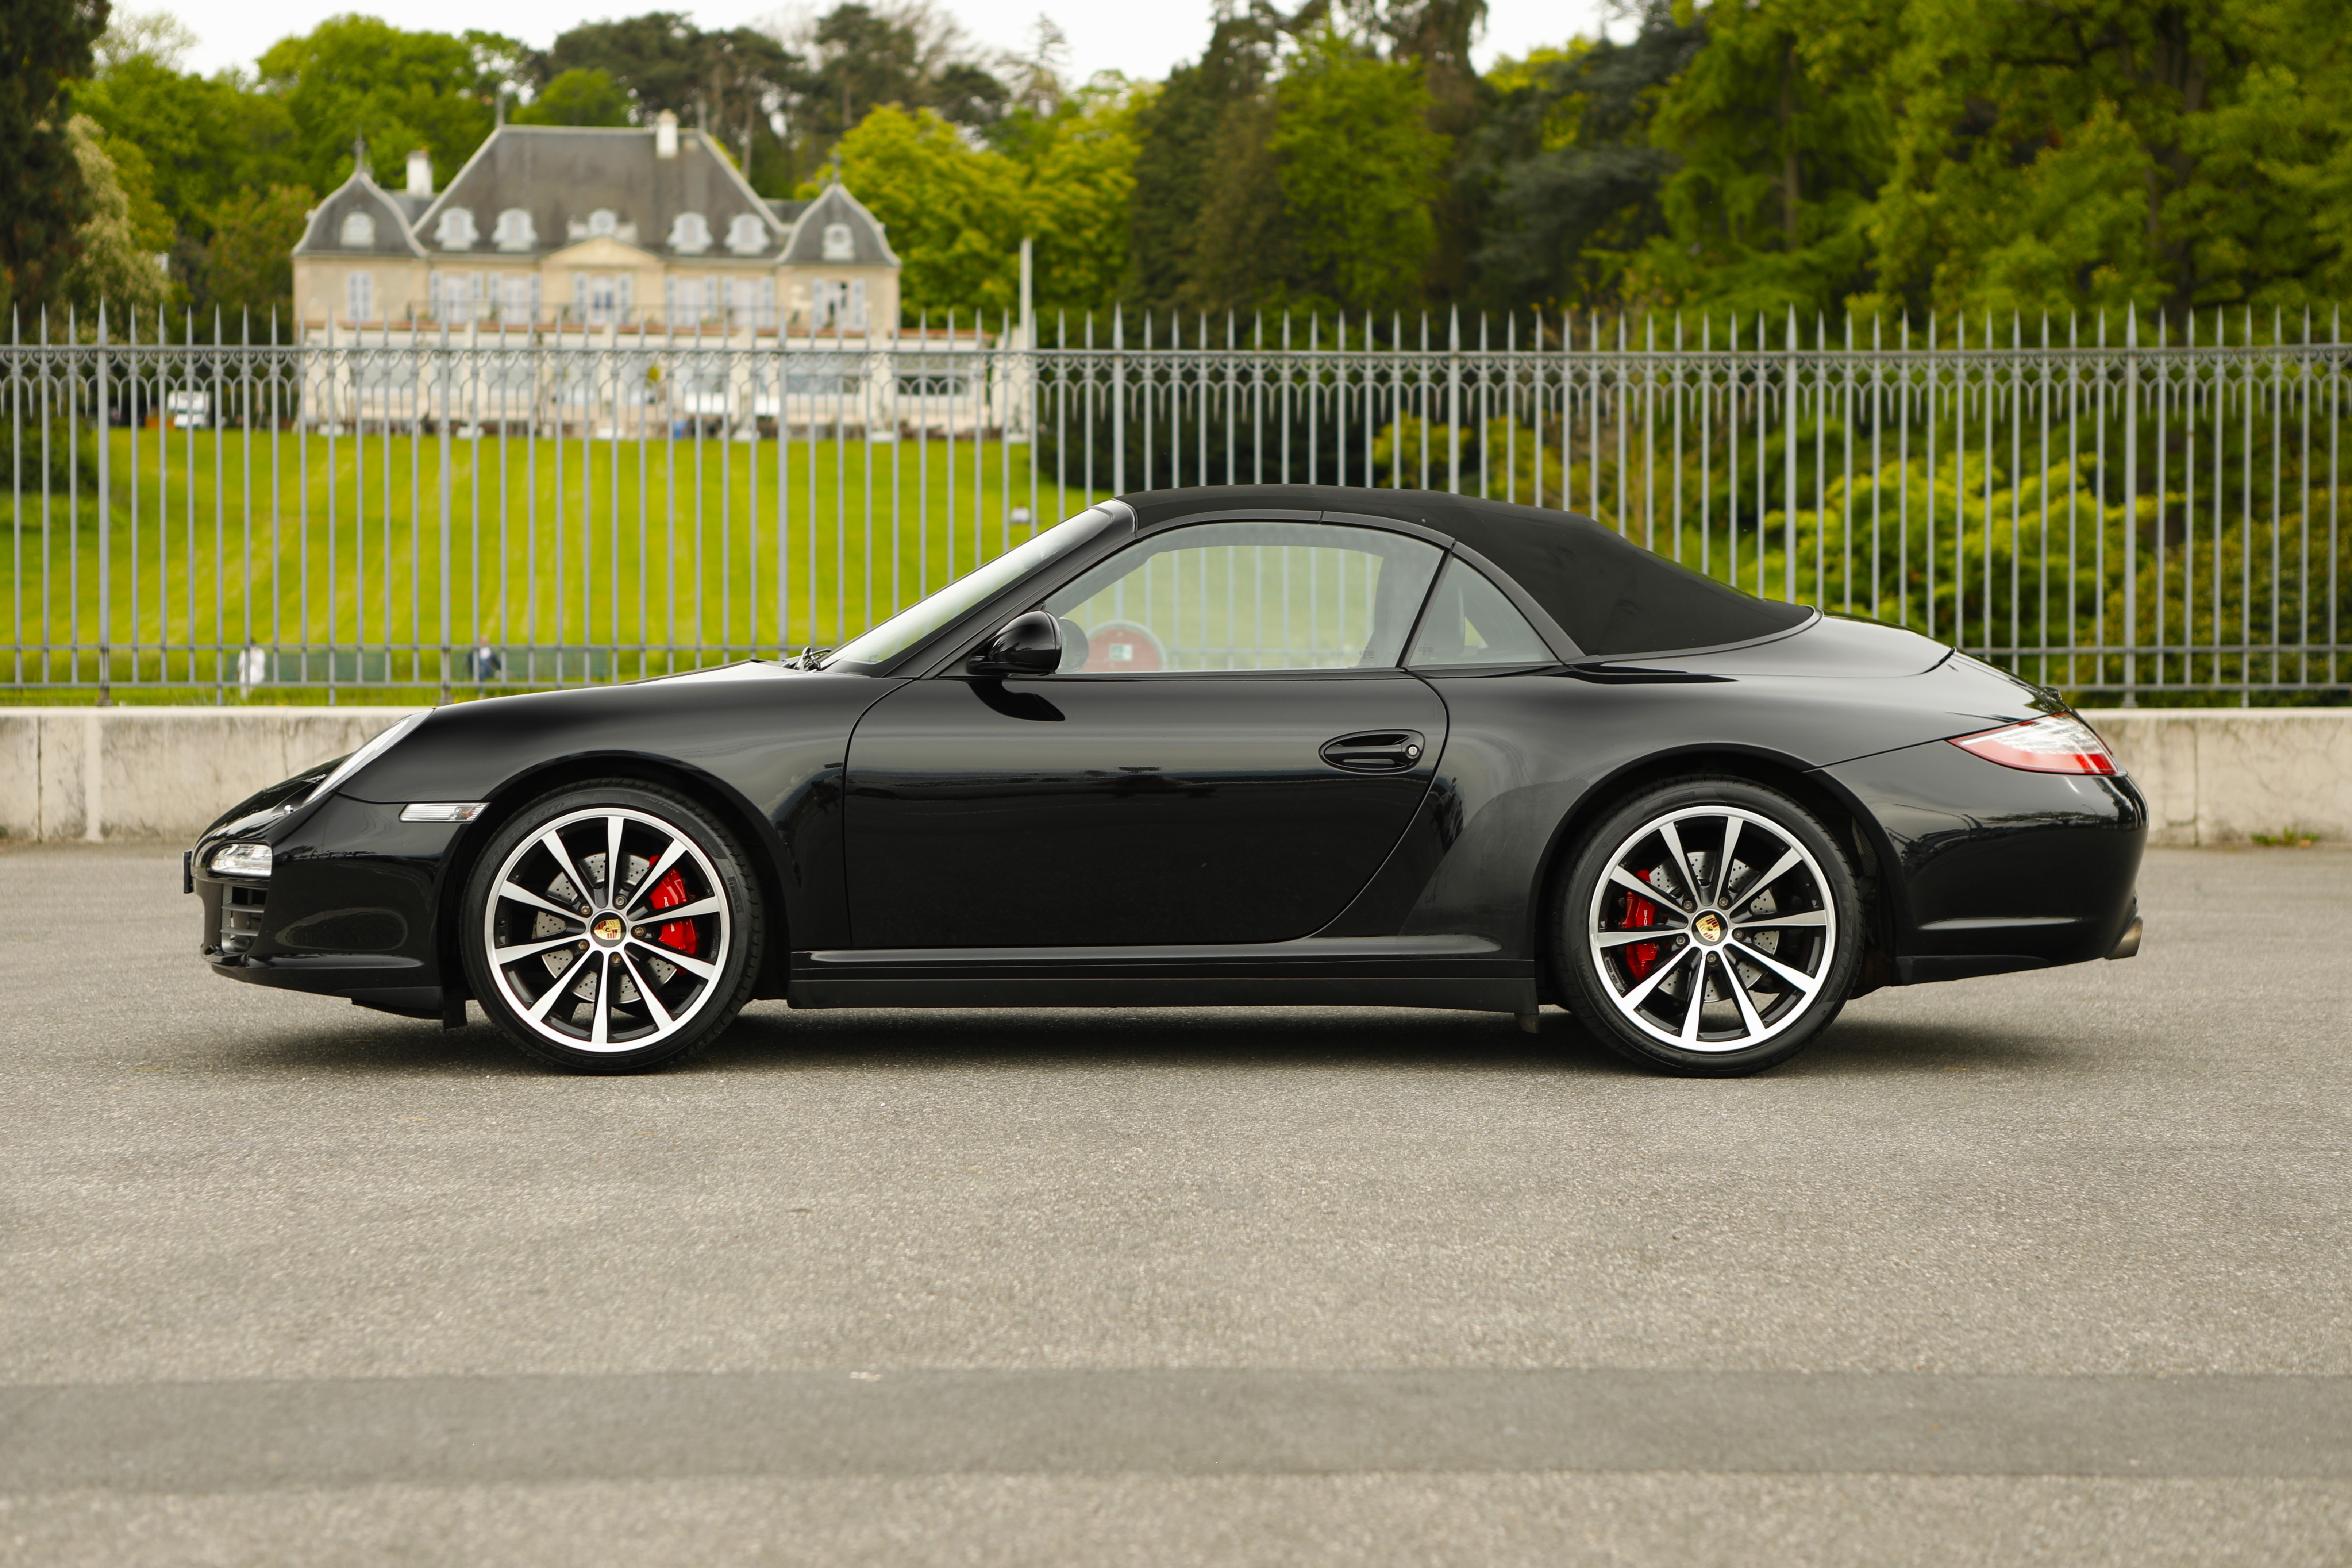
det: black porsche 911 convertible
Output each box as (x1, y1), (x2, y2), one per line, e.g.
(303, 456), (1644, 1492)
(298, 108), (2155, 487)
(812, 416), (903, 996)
(190, 485), (2144, 1076)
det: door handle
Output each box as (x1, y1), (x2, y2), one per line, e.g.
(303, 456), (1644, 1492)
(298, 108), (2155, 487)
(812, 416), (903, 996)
(1319, 730), (1427, 773)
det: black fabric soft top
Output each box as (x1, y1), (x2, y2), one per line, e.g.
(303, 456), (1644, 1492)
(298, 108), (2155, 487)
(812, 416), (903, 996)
(1118, 486), (1810, 659)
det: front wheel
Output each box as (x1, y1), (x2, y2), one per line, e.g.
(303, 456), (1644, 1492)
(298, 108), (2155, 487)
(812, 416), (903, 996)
(1554, 777), (1862, 1076)
(460, 781), (763, 1074)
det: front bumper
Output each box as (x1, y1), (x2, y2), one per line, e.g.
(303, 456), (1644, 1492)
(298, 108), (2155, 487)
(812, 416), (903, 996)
(195, 795), (469, 1014)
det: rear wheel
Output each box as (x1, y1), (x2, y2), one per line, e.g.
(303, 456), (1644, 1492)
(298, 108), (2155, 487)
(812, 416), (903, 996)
(1554, 777), (1862, 1076)
(461, 781), (762, 1074)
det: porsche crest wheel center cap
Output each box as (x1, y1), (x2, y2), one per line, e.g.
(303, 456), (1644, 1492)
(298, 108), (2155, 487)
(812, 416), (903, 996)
(1694, 911), (1725, 945)
(591, 914), (625, 946)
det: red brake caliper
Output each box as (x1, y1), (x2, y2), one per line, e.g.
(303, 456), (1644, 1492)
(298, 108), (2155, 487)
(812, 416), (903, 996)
(648, 868), (698, 956)
(1621, 871), (1660, 979)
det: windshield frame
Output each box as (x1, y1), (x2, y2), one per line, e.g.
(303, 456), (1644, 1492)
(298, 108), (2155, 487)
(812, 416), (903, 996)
(818, 503), (1133, 675)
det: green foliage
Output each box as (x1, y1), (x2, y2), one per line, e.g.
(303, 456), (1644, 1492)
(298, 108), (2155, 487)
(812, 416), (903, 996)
(1269, 29), (1448, 314)
(61, 115), (170, 312)
(76, 55), (300, 236)
(0, 0), (110, 315)
(256, 16), (506, 195)
(514, 69), (632, 128)
(201, 185), (312, 322)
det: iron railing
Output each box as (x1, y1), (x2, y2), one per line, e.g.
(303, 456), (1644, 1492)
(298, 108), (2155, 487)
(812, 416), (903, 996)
(3, 306), (2345, 702)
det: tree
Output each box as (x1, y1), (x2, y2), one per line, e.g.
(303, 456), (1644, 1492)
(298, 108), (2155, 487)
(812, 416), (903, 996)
(1013, 79), (1147, 313)
(0, 0), (111, 315)
(835, 103), (1023, 312)
(256, 17), (507, 194)
(1462, 9), (1700, 310)
(1125, 6), (1285, 308)
(60, 114), (170, 312)
(544, 14), (799, 189)
(201, 184), (311, 322)
(1267, 27), (1449, 314)
(1860, 0), (2352, 319)
(514, 68), (633, 127)
(77, 55), (301, 238)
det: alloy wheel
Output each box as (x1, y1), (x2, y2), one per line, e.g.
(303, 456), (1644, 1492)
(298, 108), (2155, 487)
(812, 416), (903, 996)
(1584, 804), (1839, 1053)
(481, 807), (731, 1052)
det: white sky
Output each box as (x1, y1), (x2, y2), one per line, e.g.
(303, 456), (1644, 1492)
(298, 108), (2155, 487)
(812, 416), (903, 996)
(172, 0), (1628, 82)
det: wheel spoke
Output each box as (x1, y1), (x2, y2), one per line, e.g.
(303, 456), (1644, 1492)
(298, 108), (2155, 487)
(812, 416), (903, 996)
(539, 829), (596, 913)
(1724, 955), (1770, 1039)
(498, 881), (584, 922)
(1735, 907), (1829, 930)
(526, 948), (593, 1021)
(604, 815), (626, 904)
(628, 935), (717, 980)
(1677, 955), (1709, 1044)
(1595, 928), (1674, 949)
(618, 949), (676, 1032)
(642, 894), (721, 923)
(1713, 814), (1744, 904)
(1617, 942), (1698, 1009)
(1727, 936), (1821, 994)
(1656, 819), (1698, 905)
(623, 836), (690, 917)
(1725, 845), (1804, 913)
(492, 933), (582, 967)
(588, 955), (612, 1046)
(1606, 863), (1686, 913)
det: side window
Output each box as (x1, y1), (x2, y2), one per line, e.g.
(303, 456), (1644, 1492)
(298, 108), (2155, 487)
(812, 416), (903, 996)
(1408, 558), (1557, 668)
(1041, 521), (1443, 673)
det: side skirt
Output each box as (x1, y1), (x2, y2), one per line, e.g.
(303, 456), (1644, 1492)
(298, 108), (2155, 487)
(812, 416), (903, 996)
(787, 935), (1537, 1016)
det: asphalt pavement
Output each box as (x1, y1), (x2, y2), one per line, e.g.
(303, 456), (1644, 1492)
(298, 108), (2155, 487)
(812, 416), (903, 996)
(2, 841), (2348, 1565)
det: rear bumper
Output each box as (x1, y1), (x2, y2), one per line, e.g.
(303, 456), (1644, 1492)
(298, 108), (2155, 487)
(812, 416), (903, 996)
(1822, 739), (2146, 982)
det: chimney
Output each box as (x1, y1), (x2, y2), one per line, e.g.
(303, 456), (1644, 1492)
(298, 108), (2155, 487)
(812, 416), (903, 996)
(406, 149), (433, 197)
(655, 111), (678, 159)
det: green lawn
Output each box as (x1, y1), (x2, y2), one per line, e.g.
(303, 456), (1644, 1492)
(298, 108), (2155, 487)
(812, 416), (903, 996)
(1, 427), (1107, 698)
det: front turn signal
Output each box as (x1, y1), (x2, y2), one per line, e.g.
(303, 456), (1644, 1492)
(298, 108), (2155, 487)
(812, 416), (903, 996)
(1948, 714), (2119, 775)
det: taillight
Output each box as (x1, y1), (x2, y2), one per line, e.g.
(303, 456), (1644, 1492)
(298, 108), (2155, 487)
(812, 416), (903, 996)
(1948, 714), (2118, 775)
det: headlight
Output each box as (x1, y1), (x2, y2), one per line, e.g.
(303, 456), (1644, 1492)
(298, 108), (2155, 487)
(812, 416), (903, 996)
(209, 842), (273, 878)
(299, 712), (427, 808)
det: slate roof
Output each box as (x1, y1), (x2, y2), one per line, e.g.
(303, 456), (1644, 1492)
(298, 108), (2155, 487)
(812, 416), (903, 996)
(296, 126), (899, 270)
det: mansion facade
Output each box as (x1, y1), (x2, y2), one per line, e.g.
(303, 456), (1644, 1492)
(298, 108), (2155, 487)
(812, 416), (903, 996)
(291, 116), (901, 335)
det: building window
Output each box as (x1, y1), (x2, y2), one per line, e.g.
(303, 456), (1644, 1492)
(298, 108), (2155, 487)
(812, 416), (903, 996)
(346, 271), (374, 323)
(430, 271), (485, 324)
(588, 209), (619, 238)
(810, 278), (867, 332)
(725, 214), (766, 255)
(435, 208), (478, 250)
(821, 221), (854, 261)
(493, 208), (536, 251)
(340, 210), (376, 248)
(669, 212), (711, 254)
(727, 276), (773, 329)
(575, 273), (631, 325)
(497, 273), (539, 323)
(664, 275), (719, 325)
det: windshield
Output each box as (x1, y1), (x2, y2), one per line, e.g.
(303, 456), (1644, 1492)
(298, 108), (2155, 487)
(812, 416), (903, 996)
(821, 506), (1120, 670)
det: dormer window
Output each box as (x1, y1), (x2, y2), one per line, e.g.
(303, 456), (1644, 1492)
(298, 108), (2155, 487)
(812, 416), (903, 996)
(493, 208), (536, 251)
(821, 221), (854, 261)
(669, 212), (712, 255)
(589, 209), (619, 238)
(725, 213), (767, 255)
(339, 210), (376, 248)
(434, 208), (477, 250)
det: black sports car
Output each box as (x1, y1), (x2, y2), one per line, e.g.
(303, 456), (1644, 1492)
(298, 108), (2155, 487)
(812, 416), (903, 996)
(190, 486), (2145, 1076)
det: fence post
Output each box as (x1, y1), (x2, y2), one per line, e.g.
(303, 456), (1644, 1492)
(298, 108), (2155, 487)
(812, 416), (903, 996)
(2122, 306), (2138, 703)
(95, 303), (110, 705)
(1785, 306), (1799, 603)
(1111, 305), (1125, 495)
(1447, 307), (1461, 495)
(436, 320), (452, 704)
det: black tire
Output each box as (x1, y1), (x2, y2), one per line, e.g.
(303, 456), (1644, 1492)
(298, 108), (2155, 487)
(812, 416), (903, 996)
(1553, 776), (1862, 1076)
(461, 780), (763, 1074)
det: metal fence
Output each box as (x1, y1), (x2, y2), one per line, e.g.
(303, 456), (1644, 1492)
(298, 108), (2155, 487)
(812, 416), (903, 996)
(3, 306), (2346, 702)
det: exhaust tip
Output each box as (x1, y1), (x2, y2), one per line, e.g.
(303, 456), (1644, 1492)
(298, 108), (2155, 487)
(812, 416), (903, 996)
(2105, 915), (2143, 961)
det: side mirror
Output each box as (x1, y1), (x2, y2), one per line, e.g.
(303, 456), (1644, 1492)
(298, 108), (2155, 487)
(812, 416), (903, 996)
(968, 610), (1062, 676)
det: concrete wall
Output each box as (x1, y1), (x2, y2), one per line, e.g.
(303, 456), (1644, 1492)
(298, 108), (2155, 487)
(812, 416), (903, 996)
(0, 705), (2343, 847)
(0, 709), (423, 844)
(2080, 709), (2352, 847)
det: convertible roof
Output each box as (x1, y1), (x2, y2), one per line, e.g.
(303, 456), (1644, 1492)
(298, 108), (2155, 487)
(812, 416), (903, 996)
(1118, 486), (1810, 659)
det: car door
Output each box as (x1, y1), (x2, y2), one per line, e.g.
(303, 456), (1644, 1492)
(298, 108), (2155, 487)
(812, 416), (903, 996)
(843, 520), (1451, 950)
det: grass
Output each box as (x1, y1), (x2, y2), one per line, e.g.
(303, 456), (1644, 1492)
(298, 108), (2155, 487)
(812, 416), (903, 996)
(0, 427), (1108, 698)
